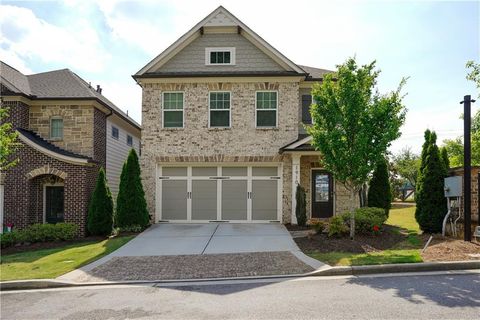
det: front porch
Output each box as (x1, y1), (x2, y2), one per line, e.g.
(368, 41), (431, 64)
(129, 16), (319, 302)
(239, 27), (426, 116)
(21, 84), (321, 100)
(281, 135), (356, 225)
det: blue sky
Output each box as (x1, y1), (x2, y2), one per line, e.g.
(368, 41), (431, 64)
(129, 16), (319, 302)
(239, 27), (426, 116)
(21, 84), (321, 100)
(1, 0), (478, 154)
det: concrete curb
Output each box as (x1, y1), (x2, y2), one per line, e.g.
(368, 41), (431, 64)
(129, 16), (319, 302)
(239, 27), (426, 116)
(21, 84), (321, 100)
(2, 260), (479, 291)
(309, 260), (480, 276)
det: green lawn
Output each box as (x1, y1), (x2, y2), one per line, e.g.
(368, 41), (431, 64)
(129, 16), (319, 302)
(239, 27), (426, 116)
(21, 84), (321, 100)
(0, 236), (133, 281)
(309, 205), (424, 266)
(308, 249), (422, 266)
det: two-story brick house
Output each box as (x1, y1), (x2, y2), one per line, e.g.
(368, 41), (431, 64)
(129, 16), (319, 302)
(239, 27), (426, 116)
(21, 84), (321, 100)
(134, 6), (358, 226)
(0, 62), (140, 235)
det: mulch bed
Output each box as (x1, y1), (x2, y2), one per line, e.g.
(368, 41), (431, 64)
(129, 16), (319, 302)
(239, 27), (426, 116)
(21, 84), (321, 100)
(422, 238), (480, 261)
(74, 251), (314, 282)
(294, 225), (409, 254)
(284, 224), (311, 231)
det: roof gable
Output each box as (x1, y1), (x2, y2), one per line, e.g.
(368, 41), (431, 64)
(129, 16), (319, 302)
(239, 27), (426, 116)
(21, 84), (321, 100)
(135, 6), (306, 77)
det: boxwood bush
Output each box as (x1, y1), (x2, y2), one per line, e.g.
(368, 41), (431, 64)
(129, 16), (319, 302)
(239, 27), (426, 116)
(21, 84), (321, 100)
(341, 207), (387, 235)
(0, 223), (78, 248)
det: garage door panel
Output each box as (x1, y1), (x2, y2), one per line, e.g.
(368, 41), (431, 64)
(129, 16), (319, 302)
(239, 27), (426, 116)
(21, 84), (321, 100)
(162, 180), (187, 220)
(222, 180), (248, 220)
(192, 180), (217, 220)
(252, 180), (278, 220)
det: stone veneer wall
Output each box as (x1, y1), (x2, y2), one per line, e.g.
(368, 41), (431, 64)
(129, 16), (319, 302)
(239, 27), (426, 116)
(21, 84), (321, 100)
(299, 155), (359, 220)
(29, 104), (95, 158)
(140, 81), (299, 222)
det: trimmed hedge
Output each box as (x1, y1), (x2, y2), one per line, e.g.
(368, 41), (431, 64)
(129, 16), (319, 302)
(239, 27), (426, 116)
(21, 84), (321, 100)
(341, 207), (387, 235)
(0, 223), (78, 248)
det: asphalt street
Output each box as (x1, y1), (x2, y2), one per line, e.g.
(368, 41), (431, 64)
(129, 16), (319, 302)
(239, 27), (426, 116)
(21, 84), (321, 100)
(1, 271), (479, 320)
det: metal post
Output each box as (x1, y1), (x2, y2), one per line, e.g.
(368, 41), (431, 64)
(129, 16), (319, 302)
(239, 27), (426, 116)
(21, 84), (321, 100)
(461, 95), (475, 241)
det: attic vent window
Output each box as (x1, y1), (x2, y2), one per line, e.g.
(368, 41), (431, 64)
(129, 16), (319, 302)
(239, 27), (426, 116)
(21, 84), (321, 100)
(206, 47), (235, 65)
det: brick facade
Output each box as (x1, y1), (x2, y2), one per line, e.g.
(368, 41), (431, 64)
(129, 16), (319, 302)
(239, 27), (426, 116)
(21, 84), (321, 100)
(3, 140), (98, 236)
(449, 167), (480, 235)
(2, 100), (29, 129)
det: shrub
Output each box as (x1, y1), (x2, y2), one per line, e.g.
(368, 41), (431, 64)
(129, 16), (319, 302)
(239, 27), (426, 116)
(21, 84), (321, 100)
(116, 149), (149, 229)
(0, 223), (78, 248)
(311, 221), (325, 234)
(368, 157), (392, 217)
(295, 185), (307, 227)
(119, 224), (143, 233)
(87, 168), (114, 236)
(341, 207), (387, 235)
(328, 216), (348, 237)
(415, 131), (447, 233)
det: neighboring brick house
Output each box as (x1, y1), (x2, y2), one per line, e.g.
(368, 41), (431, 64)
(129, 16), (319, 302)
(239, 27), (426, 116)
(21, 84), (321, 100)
(134, 6), (358, 225)
(0, 62), (140, 235)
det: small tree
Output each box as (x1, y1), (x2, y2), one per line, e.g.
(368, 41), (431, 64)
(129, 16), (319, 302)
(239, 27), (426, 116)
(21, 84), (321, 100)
(295, 185), (307, 227)
(116, 149), (149, 228)
(415, 131), (447, 233)
(87, 168), (114, 236)
(308, 57), (406, 239)
(0, 106), (20, 170)
(368, 157), (392, 217)
(392, 147), (420, 190)
(440, 146), (450, 174)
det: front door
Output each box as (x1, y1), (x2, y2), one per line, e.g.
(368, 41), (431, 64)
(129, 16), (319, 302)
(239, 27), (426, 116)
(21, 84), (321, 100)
(311, 170), (334, 218)
(45, 186), (64, 224)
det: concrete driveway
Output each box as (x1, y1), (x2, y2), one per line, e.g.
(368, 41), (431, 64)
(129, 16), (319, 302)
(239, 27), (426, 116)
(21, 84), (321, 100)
(112, 223), (300, 256)
(59, 223), (324, 281)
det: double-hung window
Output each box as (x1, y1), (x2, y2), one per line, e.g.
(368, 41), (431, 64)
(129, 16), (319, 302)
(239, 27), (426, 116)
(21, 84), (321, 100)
(302, 94), (313, 125)
(127, 134), (133, 146)
(209, 92), (230, 128)
(163, 92), (184, 128)
(205, 48), (235, 65)
(111, 126), (119, 139)
(50, 117), (63, 140)
(256, 91), (277, 127)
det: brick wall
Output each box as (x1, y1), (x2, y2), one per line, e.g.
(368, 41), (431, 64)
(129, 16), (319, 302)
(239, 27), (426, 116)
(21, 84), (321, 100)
(449, 167), (480, 228)
(1, 100), (29, 129)
(3, 140), (99, 236)
(29, 104), (95, 158)
(93, 108), (106, 169)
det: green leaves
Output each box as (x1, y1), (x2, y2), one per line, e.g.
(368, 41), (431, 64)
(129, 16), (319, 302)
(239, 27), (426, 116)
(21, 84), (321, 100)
(87, 168), (114, 236)
(0, 106), (20, 171)
(308, 57), (407, 192)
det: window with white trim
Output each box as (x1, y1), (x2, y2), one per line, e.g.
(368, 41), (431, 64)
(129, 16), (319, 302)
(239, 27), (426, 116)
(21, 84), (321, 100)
(209, 92), (230, 128)
(256, 91), (277, 127)
(111, 126), (119, 139)
(163, 92), (184, 128)
(127, 134), (133, 146)
(50, 117), (63, 139)
(205, 48), (235, 65)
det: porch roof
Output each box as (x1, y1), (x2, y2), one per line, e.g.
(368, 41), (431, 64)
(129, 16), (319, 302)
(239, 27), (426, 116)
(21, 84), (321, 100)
(279, 134), (316, 152)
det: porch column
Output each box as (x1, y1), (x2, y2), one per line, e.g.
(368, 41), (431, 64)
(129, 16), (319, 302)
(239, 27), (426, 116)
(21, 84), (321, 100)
(291, 154), (301, 224)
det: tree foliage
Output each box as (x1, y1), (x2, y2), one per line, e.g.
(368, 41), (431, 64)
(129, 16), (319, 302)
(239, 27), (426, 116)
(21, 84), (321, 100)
(392, 147), (420, 189)
(466, 60), (480, 97)
(367, 157), (392, 217)
(116, 149), (149, 228)
(87, 168), (114, 236)
(295, 185), (307, 227)
(415, 131), (447, 233)
(308, 57), (407, 238)
(440, 146), (450, 173)
(0, 106), (20, 170)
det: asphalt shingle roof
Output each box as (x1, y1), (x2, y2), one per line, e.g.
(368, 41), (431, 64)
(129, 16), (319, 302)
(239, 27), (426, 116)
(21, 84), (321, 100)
(0, 61), (140, 129)
(298, 65), (334, 80)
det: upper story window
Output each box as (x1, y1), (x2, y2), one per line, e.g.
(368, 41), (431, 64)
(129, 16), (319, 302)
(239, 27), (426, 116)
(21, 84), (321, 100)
(127, 134), (133, 146)
(302, 94), (313, 125)
(205, 47), (235, 65)
(112, 126), (119, 139)
(163, 92), (184, 128)
(256, 91), (277, 128)
(50, 117), (63, 140)
(209, 92), (231, 128)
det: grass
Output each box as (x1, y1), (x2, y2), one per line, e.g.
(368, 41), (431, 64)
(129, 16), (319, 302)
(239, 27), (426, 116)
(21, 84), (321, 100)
(309, 205), (425, 266)
(308, 249), (422, 266)
(0, 236), (133, 281)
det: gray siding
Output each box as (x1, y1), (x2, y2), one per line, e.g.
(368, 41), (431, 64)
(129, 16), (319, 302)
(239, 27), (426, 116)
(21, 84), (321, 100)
(106, 117), (141, 199)
(157, 34), (285, 73)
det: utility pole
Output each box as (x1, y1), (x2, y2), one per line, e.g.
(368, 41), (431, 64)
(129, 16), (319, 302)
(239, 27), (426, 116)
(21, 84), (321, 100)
(461, 95), (476, 241)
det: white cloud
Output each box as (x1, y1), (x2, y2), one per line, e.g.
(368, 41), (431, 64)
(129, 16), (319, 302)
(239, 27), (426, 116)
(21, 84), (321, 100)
(0, 4), (110, 73)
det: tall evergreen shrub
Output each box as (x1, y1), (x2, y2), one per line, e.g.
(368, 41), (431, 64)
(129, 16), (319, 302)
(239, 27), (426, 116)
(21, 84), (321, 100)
(440, 146), (450, 174)
(295, 185), (307, 227)
(87, 168), (114, 236)
(367, 157), (392, 217)
(415, 131), (447, 233)
(116, 149), (149, 228)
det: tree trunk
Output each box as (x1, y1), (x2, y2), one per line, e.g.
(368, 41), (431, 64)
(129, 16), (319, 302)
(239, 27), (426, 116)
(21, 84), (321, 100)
(349, 188), (356, 240)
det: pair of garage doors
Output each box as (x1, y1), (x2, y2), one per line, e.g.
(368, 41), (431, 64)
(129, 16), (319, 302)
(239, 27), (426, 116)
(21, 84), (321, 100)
(157, 165), (281, 222)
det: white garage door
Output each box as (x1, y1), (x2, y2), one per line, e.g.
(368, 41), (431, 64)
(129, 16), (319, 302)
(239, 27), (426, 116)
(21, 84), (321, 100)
(157, 165), (281, 222)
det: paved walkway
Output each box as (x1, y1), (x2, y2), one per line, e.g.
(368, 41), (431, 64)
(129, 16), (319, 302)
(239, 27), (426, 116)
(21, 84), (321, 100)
(59, 223), (326, 282)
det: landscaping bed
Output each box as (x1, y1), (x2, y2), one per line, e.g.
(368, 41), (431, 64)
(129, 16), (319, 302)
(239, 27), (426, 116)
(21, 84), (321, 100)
(422, 238), (480, 261)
